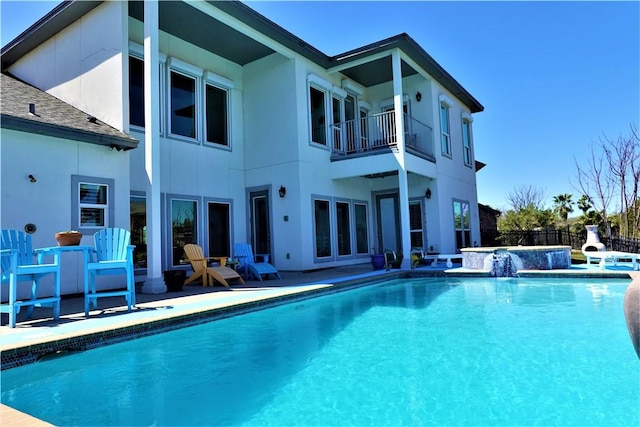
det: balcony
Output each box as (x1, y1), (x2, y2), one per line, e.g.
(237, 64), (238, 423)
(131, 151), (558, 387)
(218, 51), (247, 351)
(330, 111), (435, 162)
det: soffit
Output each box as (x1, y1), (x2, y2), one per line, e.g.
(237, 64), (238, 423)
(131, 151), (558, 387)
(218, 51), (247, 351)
(128, 1), (276, 66)
(338, 56), (419, 88)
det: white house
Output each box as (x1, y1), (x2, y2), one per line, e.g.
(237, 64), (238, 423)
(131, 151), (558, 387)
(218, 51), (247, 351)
(1, 0), (484, 297)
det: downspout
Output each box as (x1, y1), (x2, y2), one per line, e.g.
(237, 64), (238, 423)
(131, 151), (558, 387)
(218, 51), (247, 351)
(141, 0), (166, 294)
(391, 49), (412, 268)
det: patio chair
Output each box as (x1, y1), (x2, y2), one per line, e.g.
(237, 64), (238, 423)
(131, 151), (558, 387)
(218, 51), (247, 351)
(183, 244), (245, 287)
(1, 229), (61, 328)
(85, 228), (135, 317)
(233, 243), (281, 281)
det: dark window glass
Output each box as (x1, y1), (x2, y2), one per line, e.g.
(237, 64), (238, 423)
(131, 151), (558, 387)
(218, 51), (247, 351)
(336, 202), (351, 256)
(130, 196), (147, 268)
(208, 202), (230, 257)
(355, 204), (368, 254)
(310, 87), (326, 145)
(172, 199), (197, 266)
(314, 199), (331, 257)
(129, 56), (145, 127)
(171, 71), (196, 138)
(206, 85), (228, 146)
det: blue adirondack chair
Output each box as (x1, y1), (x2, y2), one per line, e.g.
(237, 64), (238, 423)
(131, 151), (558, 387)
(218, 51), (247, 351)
(85, 228), (135, 317)
(232, 242), (281, 281)
(1, 229), (61, 328)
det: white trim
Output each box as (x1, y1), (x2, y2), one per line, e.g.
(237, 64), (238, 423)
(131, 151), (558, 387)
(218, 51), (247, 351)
(167, 57), (203, 77)
(341, 79), (364, 96)
(332, 86), (347, 99)
(307, 73), (332, 92)
(129, 41), (166, 63)
(439, 94), (454, 108)
(358, 100), (372, 111)
(461, 112), (473, 123)
(204, 71), (235, 89)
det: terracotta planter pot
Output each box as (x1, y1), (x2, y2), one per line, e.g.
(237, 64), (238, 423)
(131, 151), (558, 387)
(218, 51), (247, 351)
(55, 232), (82, 246)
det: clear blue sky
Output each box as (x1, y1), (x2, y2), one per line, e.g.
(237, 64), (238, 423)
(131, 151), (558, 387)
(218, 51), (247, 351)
(2, 1), (638, 213)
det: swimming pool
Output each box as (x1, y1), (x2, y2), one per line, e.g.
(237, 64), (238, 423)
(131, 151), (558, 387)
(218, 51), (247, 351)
(1, 276), (638, 426)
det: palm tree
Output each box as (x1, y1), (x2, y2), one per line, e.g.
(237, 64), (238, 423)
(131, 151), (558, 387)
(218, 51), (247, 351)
(553, 193), (574, 224)
(577, 194), (593, 215)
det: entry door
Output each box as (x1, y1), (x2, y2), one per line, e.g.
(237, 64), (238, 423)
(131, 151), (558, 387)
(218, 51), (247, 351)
(250, 190), (271, 258)
(376, 193), (401, 253)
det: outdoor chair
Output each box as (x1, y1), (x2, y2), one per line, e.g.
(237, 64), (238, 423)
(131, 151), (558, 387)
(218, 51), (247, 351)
(233, 242), (281, 281)
(0, 229), (61, 328)
(85, 228), (135, 317)
(183, 243), (244, 287)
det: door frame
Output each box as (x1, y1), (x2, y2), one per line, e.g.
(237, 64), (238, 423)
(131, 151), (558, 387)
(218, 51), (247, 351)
(373, 190), (402, 254)
(246, 185), (275, 263)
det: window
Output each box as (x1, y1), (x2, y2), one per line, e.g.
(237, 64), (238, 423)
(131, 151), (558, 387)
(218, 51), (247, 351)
(205, 84), (229, 146)
(171, 199), (197, 266)
(129, 56), (144, 127)
(354, 203), (369, 255)
(336, 201), (351, 256)
(359, 107), (369, 151)
(207, 202), (231, 257)
(345, 94), (357, 151)
(71, 175), (114, 233)
(462, 119), (472, 166)
(409, 201), (424, 249)
(170, 71), (197, 139)
(440, 103), (451, 156)
(309, 86), (327, 145)
(332, 95), (343, 151)
(130, 195), (147, 269)
(453, 200), (471, 251)
(314, 199), (331, 258)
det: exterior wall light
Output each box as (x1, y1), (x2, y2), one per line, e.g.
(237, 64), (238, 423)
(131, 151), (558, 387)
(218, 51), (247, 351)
(425, 188), (431, 199)
(28, 174), (37, 183)
(416, 92), (422, 102)
(279, 186), (286, 198)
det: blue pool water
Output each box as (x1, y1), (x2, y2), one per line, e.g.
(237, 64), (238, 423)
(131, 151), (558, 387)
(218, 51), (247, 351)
(2, 277), (639, 426)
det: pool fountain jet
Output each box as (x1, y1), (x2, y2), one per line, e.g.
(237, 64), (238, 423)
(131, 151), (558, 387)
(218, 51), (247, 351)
(489, 250), (517, 277)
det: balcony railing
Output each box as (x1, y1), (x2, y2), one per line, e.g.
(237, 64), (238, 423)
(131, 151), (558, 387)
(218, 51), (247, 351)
(331, 111), (434, 160)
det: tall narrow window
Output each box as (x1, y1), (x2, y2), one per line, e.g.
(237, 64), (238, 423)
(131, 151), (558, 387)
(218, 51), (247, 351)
(129, 56), (144, 127)
(170, 71), (196, 138)
(462, 119), (472, 166)
(205, 84), (228, 146)
(208, 202), (230, 257)
(409, 201), (424, 249)
(332, 96), (342, 151)
(130, 195), (147, 268)
(309, 87), (326, 145)
(171, 199), (197, 266)
(354, 203), (369, 255)
(440, 103), (451, 156)
(345, 94), (356, 152)
(314, 199), (331, 258)
(453, 200), (470, 251)
(336, 201), (351, 256)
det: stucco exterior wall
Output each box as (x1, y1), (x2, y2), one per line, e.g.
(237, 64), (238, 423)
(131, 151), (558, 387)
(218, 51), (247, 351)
(7, 2), (128, 132)
(1, 129), (131, 300)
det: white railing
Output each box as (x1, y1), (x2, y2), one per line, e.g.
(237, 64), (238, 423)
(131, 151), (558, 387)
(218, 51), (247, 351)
(331, 111), (434, 159)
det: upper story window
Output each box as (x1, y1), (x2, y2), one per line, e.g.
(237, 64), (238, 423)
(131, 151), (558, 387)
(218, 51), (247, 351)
(440, 103), (451, 157)
(309, 86), (327, 145)
(462, 115), (473, 167)
(170, 70), (197, 139)
(129, 56), (145, 128)
(205, 84), (229, 146)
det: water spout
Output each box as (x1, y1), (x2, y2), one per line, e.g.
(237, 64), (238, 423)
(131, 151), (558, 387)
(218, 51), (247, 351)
(490, 251), (518, 277)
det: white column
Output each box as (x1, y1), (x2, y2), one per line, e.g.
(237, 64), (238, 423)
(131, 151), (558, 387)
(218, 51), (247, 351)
(391, 49), (412, 268)
(141, 0), (166, 294)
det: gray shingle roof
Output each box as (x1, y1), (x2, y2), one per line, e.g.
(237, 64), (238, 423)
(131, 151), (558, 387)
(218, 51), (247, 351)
(0, 73), (138, 150)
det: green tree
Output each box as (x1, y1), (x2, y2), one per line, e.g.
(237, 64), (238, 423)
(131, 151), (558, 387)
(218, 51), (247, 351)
(577, 194), (593, 215)
(552, 193), (574, 224)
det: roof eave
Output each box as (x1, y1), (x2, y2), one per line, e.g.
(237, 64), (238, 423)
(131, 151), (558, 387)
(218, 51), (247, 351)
(1, 115), (139, 151)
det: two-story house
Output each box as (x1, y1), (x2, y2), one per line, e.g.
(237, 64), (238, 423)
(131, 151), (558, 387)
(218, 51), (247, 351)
(1, 0), (483, 297)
